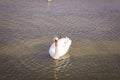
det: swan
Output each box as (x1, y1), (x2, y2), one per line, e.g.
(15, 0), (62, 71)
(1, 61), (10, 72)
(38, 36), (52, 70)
(48, 0), (52, 2)
(49, 37), (72, 59)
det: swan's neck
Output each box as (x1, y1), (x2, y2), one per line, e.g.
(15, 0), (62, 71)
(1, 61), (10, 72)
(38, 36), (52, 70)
(54, 40), (59, 59)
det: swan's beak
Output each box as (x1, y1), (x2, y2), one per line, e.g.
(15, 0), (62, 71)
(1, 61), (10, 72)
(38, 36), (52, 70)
(55, 40), (58, 47)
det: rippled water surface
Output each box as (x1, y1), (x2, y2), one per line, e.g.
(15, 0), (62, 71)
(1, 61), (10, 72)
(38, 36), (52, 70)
(0, 0), (120, 80)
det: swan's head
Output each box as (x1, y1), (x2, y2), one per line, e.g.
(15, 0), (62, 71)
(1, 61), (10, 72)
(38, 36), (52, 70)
(53, 37), (58, 41)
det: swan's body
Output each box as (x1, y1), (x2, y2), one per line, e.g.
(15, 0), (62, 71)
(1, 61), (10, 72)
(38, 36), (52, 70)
(48, 0), (52, 2)
(49, 37), (72, 59)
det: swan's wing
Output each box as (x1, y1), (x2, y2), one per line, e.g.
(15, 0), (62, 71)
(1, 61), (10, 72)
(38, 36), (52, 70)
(58, 37), (72, 57)
(58, 37), (72, 47)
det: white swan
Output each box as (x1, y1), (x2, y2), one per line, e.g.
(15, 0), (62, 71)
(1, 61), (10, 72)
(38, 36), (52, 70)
(49, 37), (72, 59)
(48, 0), (52, 2)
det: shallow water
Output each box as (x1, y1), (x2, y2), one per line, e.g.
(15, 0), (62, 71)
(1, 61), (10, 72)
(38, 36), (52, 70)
(0, 0), (120, 80)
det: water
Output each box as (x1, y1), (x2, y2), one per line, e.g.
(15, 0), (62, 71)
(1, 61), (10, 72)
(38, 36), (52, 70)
(0, 0), (120, 80)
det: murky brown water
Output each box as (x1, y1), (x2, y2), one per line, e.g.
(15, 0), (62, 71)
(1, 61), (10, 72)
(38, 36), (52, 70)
(0, 0), (120, 80)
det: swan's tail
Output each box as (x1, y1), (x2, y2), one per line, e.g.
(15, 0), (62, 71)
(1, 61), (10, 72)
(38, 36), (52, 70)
(66, 37), (72, 46)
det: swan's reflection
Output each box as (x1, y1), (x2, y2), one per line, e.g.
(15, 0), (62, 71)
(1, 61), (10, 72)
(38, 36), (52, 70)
(47, 0), (52, 6)
(53, 60), (59, 80)
(53, 54), (70, 80)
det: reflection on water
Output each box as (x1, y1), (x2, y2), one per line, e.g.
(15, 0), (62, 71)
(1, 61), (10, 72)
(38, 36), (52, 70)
(53, 54), (70, 80)
(53, 60), (59, 80)
(48, 0), (52, 6)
